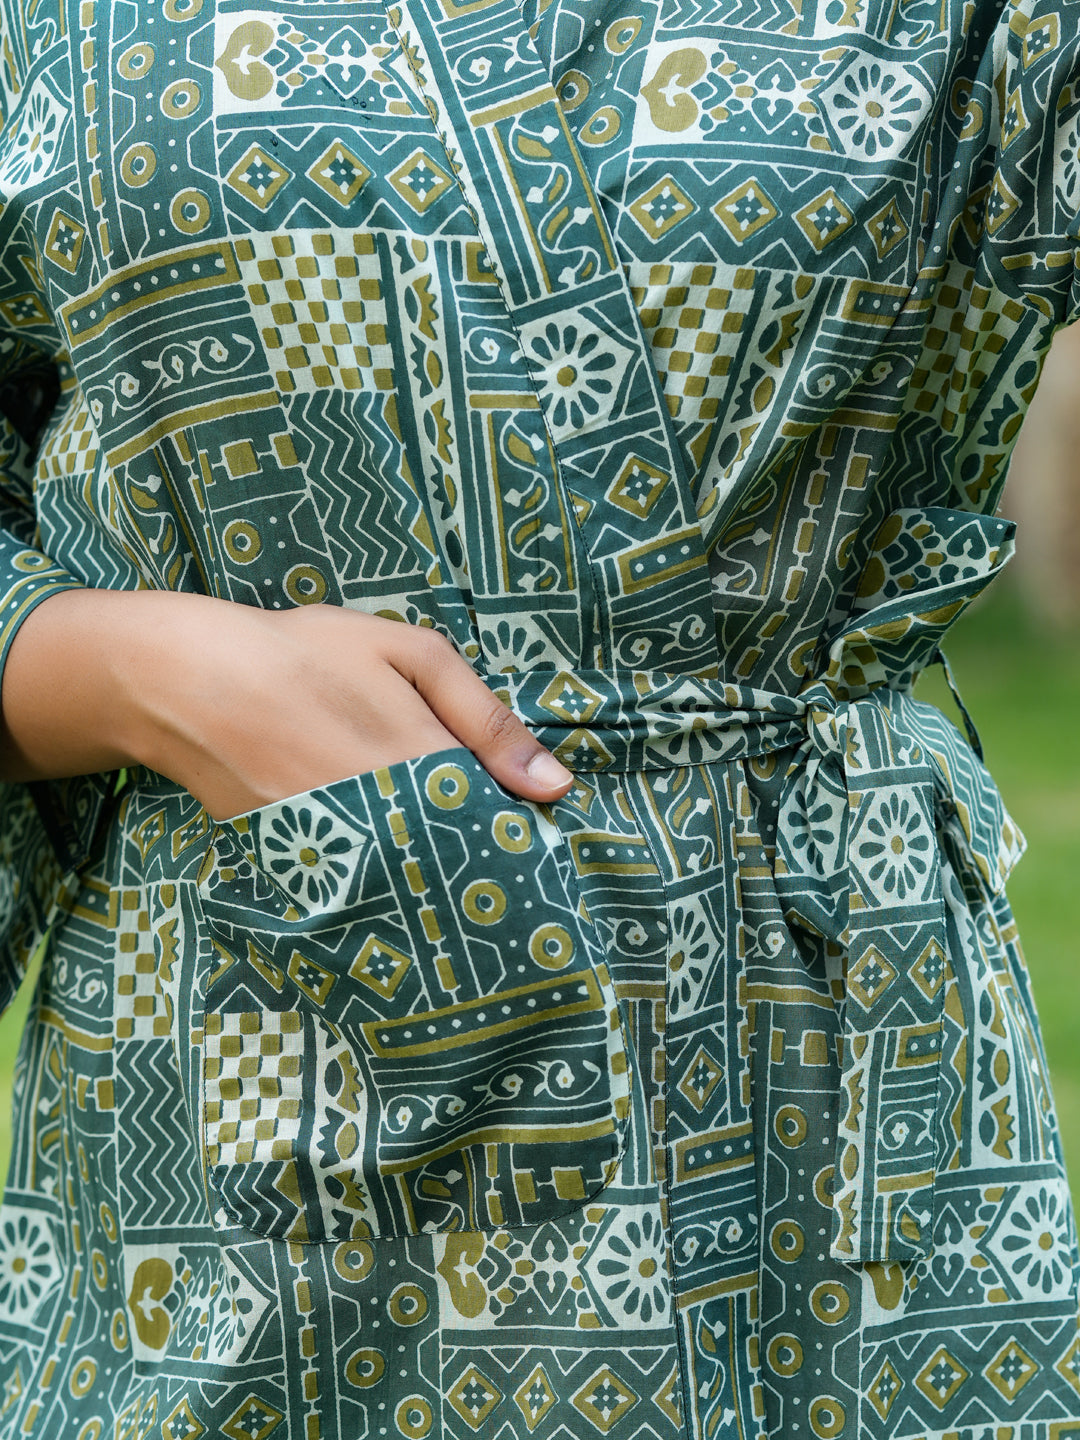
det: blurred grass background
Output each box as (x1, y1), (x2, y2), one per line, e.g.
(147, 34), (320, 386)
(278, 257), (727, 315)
(0, 583), (1077, 1204)
(917, 586), (1080, 1201)
(0, 938), (38, 1200)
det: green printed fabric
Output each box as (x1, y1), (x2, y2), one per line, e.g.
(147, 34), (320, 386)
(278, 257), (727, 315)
(0, 0), (1079, 1435)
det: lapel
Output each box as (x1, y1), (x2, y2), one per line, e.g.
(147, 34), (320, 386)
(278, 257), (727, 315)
(385, 0), (720, 677)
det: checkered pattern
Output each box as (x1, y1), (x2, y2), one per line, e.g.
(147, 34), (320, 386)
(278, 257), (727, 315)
(628, 263), (757, 424)
(38, 382), (100, 481)
(907, 279), (1028, 434)
(203, 1010), (305, 1168)
(235, 231), (396, 397)
(115, 890), (169, 1041)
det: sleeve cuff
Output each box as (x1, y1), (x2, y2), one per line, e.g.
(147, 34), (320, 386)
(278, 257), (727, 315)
(0, 545), (83, 688)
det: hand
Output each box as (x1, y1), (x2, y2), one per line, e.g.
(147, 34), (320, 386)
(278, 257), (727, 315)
(0, 591), (574, 820)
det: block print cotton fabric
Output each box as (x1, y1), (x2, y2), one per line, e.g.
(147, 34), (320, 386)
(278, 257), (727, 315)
(0, 0), (1078, 1436)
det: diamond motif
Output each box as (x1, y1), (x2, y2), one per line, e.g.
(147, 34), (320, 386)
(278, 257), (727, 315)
(628, 176), (696, 240)
(568, 489), (593, 525)
(309, 139), (372, 207)
(867, 1357), (902, 1422)
(795, 187), (854, 250)
(1001, 85), (1027, 149)
(677, 1045), (723, 1113)
(1022, 13), (1058, 65)
(914, 1346), (969, 1410)
(44, 210), (85, 273)
(608, 456), (670, 519)
(847, 944), (897, 1009)
(222, 1395), (284, 1440)
(447, 1365), (502, 1430)
(163, 1398), (206, 1440)
(388, 149), (454, 213)
(985, 174), (1019, 235)
(867, 197), (908, 260)
(572, 1366), (638, 1433)
(513, 1364), (557, 1433)
(910, 937), (946, 1001)
(287, 950), (336, 1006)
(349, 936), (412, 999)
(567, 774), (597, 814)
(985, 1338), (1040, 1400)
(1, 1365), (21, 1417)
(713, 179), (779, 244)
(653, 1364), (681, 1429)
(552, 726), (615, 771)
(0, 294), (49, 327)
(538, 671), (605, 725)
(1056, 1332), (1080, 1395)
(226, 145), (292, 210)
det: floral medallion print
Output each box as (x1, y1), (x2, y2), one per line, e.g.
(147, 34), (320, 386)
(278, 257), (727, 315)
(0, 1210), (60, 1322)
(242, 800), (369, 910)
(774, 758), (848, 905)
(582, 1207), (672, 1327)
(482, 618), (557, 672)
(855, 789), (933, 901)
(666, 898), (721, 1017)
(522, 317), (633, 438)
(982, 1182), (1077, 1301)
(817, 57), (933, 160)
(1056, 109), (1080, 217)
(0, 76), (69, 193)
(174, 1259), (266, 1368)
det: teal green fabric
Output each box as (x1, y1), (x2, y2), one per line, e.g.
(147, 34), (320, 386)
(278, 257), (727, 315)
(0, 0), (1079, 1435)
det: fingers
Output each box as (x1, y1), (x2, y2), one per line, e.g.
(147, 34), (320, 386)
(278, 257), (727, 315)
(393, 628), (574, 801)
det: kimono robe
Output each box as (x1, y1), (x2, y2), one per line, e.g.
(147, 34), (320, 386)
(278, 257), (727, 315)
(0, 0), (1079, 1433)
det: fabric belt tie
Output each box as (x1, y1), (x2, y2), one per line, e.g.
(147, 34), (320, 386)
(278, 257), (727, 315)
(30, 617), (1020, 1267)
(490, 663), (1024, 1264)
(31, 660), (1022, 1267)
(29, 507), (1019, 1264)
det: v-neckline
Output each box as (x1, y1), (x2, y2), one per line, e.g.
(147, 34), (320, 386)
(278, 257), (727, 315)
(384, 0), (722, 677)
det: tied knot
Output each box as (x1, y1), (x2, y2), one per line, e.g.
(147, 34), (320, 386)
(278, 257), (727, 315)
(805, 701), (845, 765)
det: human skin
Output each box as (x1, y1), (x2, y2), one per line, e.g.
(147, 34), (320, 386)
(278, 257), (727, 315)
(0, 590), (574, 819)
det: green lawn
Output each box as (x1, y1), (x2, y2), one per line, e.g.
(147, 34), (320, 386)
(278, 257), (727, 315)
(916, 587), (1080, 1199)
(0, 942), (39, 1196)
(1, 585), (1078, 1205)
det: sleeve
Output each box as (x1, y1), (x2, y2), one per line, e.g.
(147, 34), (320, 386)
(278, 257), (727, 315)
(978, 0), (1080, 326)
(0, 373), (84, 678)
(0, 367), (88, 1018)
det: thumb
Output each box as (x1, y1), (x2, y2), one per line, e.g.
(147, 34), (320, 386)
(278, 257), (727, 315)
(396, 630), (575, 801)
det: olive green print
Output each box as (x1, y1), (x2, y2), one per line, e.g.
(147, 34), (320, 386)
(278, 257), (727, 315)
(197, 750), (630, 1241)
(0, 0), (1078, 1435)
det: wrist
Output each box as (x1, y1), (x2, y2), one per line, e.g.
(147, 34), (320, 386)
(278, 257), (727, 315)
(0, 588), (134, 780)
(105, 590), (242, 777)
(0, 587), (239, 783)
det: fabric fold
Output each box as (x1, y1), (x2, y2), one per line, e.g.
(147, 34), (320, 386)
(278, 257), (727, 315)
(20, 501), (1025, 1269)
(491, 503), (1024, 1264)
(775, 686), (1023, 1263)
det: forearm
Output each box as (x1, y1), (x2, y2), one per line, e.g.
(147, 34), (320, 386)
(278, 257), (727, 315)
(0, 590), (572, 817)
(0, 588), (202, 783)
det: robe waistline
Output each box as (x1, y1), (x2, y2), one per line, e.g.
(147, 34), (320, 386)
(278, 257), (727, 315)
(495, 665), (1023, 1263)
(35, 665), (1022, 1266)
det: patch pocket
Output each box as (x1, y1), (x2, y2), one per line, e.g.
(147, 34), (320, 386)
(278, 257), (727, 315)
(195, 747), (629, 1242)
